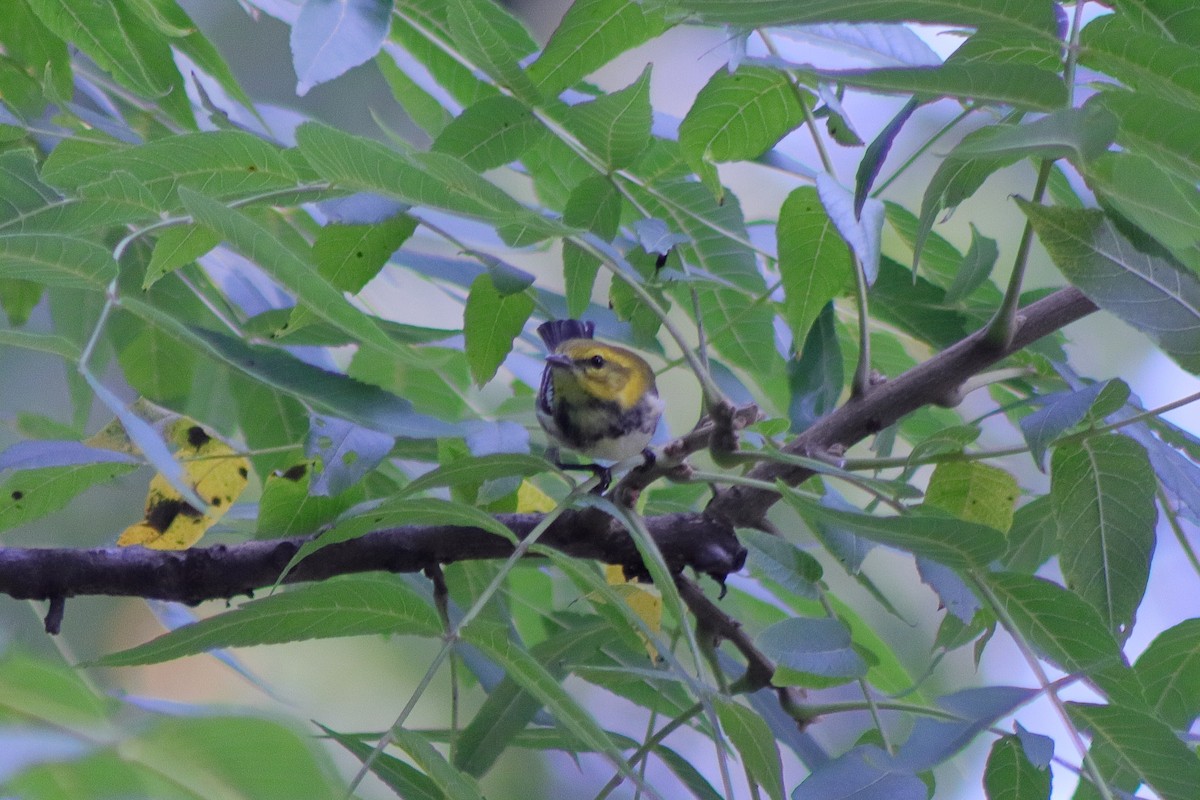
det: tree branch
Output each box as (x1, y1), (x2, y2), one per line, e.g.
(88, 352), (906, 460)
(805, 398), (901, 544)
(0, 286), (1097, 615)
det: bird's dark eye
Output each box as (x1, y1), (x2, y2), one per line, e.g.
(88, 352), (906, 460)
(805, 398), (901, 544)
(589, 354), (605, 369)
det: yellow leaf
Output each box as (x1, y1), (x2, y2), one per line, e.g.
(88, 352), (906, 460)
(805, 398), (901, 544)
(516, 479), (556, 513)
(599, 565), (663, 662)
(118, 420), (250, 550)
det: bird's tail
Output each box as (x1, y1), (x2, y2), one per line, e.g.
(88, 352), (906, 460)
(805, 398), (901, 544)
(537, 319), (595, 350)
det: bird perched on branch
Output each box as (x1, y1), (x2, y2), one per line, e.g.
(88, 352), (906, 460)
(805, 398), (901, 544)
(536, 319), (663, 492)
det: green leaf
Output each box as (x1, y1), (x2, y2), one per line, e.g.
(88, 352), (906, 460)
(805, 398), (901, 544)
(399, 453), (552, 498)
(455, 622), (612, 777)
(0, 233), (117, 288)
(136, 317), (455, 439)
(948, 105), (1117, 165)
(715, 697), (785, 800)
(0, 461), (137, 532)
(1019, 381), (1110, 471)
(127, 715), (341, 799)
(1096, 90), (1200, 184)
(93, 576), (442, 666)
(296, 121), (556, 234)
(740, 527), (823, 599)
(676, 0), (1058, 40)
(463, 273), (534, 385)
(375, 49), (454, 138)
(1067, 702), (1200, 800)
(562, 240), (602, 318)
(980, 572), (1121, 675)
(631, 181), (777, 374)
(179, 188), (401, 360)
(787, 301), (843, 431)
(1085, 152), (1200, 271)
(446, 0), (538, 101)
(0, 0), (72, 100)
(983, 735), (1052, 800)
(256, 459), (360, 537)
(1051, 436), (1157, 634)
(25, 0), (193, 128)
(756, 617), (868, 688)
(390, 728), (487, 800)
(564, 176), (622, 241)
(923, 461), (1018, 533)
(1019, 201), (1200, 373)
(562, 65), (653, 170)
(781, 487), (1006, 570)
(679, 65), (805, 172)
(143, 225), (220, 289)
(945, 223), (998, 303)
(321, 724), (445, 800)
(1134, 619), (1200, 729)
(1001, 496), (1058, 574)
(432, 96), (547, 171)
(461, 618), (640, 786)
(311, 214), (417, 294)
(1081, 14), (1200, 112)
(777, 186), (850, 348)
(527, 0), (670, 98)
(807, 62), (1066, 111)
(41, 131), (300, 209)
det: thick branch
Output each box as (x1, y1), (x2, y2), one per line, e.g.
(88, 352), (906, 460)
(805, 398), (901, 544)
(0, 509), (745, 605)
(0, 286), (1096, 609)
(706, 286), (1097, 526)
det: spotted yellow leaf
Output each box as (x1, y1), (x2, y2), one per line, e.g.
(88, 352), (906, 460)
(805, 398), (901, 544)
(118, 420), (250, 550)
(515, 479), (556, 513)
(601, 564), (663, 662)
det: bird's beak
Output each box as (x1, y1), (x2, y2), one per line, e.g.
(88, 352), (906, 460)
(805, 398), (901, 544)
(544, 353), (572, 369)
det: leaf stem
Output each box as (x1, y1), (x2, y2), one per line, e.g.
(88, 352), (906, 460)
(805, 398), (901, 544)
(983, 159), (1054, 349)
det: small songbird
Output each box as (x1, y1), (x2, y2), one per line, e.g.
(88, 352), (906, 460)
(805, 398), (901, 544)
(536, 319), (664, 491)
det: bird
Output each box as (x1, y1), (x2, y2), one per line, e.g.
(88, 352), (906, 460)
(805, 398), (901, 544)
(535, 319), (664, 492)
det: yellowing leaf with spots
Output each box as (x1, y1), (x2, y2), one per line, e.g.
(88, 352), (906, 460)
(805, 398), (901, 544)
(118, 421), (250, 549)
(600, 564), (663, 662)
(515, 479), (556, 513)
(923, 461), (1019, 534)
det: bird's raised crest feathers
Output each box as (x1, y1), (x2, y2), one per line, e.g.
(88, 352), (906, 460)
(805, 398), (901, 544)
(537, 319), (594, 351)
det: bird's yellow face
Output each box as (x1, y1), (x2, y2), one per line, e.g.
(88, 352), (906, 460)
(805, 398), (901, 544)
(548, 339), (656, 411)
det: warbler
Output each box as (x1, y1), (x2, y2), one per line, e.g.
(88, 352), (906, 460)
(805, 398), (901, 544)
(536, 319), (664, 491)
